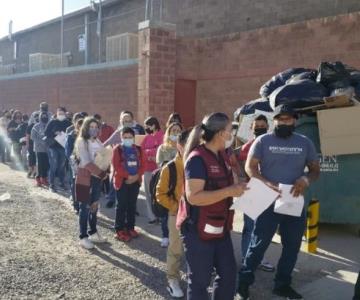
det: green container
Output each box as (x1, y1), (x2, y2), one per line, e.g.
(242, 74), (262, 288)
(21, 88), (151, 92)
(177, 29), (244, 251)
(296, 116), (360, 224)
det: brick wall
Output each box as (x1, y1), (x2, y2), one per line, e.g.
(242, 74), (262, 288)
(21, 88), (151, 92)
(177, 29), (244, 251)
(177, 12), (360, 122)
(0, 63), (138, 127)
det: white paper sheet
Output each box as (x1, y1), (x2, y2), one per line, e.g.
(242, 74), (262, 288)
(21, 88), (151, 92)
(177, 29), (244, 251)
(274, 184), (304, 217)
(54, 131), (66, 148)
(231, 177), (279, 220)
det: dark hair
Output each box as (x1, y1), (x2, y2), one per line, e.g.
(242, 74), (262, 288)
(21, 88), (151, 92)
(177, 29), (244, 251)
(184, 113), (229, 159)
(12, 110), (22, 120)
(75, 118), (84, 133)
(94, 114), (101, 121)
(166, 112), (182, 128)
(57, 107), (66, 113)
(22, 114), (29, 122)
(80, 112), (88, 118)
(72, 112), (84, 123)
(144, 116), (161, 131)
(254, 114), (268, 124)
(121, 111), (134, 118)
(78, 117), (100, 141)
(121, 126), (135, 137)
(178, 128), (191, 146)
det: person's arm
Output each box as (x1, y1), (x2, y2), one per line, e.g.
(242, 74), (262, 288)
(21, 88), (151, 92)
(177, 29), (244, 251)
(291, 140), (320, 197)
(156, 166), (178, 211)
(156, 146), (163, 166)
(44, 120), (53, 138)
(31, 126), (39, 144)
(245, 157), (279, 191)
(186, 178), (247, 206)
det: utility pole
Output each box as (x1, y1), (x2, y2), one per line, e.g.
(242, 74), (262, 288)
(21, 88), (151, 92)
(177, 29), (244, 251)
(60, 0), (64, 66)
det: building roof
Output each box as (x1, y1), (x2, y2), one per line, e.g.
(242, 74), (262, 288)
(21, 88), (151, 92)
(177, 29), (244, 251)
(0, 0), (120, 41)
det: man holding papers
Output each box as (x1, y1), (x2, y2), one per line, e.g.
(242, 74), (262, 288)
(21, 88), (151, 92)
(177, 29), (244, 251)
(237, 105), (320, 300)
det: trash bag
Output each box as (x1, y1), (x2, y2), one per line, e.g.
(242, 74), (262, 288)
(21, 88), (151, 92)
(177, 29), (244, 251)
(330, 86), (355, 98)
(260, 68), (311, 98)
(316, 61), (351, 89)
(350, 71), (360, 86)
(234, 98), (272, 121)
(269, 79), (329, 110)
(286, 70), (318, 84)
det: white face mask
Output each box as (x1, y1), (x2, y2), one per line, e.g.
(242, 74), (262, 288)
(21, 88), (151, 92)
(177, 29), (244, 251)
(58, 115), (66, 121)
(225, 135), (234, 149)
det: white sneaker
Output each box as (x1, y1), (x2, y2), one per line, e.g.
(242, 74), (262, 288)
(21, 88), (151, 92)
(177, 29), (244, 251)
(89, 232), (107, 243)
(79, 237), (95, 250)
(161, 237), (169, 248)
(167, 279), (184, 298)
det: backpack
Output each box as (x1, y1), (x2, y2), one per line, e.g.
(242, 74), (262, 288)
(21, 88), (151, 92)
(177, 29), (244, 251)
(150, 160), (177, 218)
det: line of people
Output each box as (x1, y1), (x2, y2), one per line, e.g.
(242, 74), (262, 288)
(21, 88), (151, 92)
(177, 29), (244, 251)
(0, 102), (324, 300)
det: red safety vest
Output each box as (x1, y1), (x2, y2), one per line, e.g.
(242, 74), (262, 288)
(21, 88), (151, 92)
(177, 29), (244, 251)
(187, 145), (234, 241)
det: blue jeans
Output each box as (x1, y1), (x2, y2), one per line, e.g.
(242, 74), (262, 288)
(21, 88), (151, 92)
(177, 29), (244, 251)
(238, 204), (306, 289)
(241, 214), (254, 258)
(182, 224), (237, 300)
(161, 214), (169, 238)
(48, 147), (66, 186)
(79, 176), (102, 239)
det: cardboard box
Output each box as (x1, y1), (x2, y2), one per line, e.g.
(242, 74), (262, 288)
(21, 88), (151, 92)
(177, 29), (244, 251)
(317, 106), (360, 155)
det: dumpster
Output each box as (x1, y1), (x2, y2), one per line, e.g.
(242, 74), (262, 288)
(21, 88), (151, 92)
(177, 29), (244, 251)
(295, 116), (360, 224)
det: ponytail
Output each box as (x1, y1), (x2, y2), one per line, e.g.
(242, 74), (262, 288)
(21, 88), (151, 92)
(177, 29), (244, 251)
(184, 125), (202, 160)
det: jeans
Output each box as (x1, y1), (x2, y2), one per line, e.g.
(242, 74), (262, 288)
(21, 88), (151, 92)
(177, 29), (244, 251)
(241, 214), (254, 258)
(115, 182), (140, 231)
(182, 224), (237, 300)
(36, 152), (49, 178)
(79, 176), (102, 239)
(48, 147), (66, 186)
(161, 214), (169, 238)
(238, 204), (306, 289)
(144, 171), (156, 221)
(107, 178), (116, 202)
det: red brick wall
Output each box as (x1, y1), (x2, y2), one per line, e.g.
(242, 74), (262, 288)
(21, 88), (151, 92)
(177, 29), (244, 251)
(177, 12), (360, 122)
(0, 64), (138, 127)
(138, 25), (176, 127)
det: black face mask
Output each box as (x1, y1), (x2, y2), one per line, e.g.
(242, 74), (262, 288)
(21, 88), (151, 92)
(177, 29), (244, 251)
(254, 127), (267, 137)
(41, 107), (48, 112)
(145, 128), (153, 134)
(41, 117), (49, 123)
(274, 124), (295, 138)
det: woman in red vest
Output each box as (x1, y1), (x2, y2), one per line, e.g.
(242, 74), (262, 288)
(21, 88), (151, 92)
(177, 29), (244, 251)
(182, 112), (248, 300)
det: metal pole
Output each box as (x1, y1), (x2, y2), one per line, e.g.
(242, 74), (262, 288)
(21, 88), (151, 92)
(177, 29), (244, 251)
(60, 0), (64, 66)
(160, 0), (163, 22)
(98, 0), (102, 63)
(84, 14), (89, 65)
(145, 0), (149, 20)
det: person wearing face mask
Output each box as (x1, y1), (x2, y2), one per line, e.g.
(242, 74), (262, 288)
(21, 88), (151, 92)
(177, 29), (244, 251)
(31, 111), (50, 187)
(44, 107), (72, 192)
(0, 110), (12, 162)
(141, 116), (164, 224)
(29, 102), (52, 126)
(237, 105), (320, 300)
(237, 115), (275, 273)
(75, 117), (107, 250)
(182, 112), (248, 300)
(156, 129), (190, 298)
(166, 112), (182, 129)
(7, 110), (23, 163)
(26, 113), (39, 178)
(111, 127), (146, 242)
(156, 122), (183, 247)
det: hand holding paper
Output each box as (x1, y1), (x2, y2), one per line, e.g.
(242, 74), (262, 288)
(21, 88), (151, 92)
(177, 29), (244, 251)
(274, 184), (304, 217)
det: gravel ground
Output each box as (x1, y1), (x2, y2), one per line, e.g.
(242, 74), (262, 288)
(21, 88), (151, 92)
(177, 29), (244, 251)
(1, 163), (356, 300)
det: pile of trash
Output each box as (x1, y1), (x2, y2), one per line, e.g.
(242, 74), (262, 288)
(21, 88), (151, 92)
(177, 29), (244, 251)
(234, 61), (360, 142)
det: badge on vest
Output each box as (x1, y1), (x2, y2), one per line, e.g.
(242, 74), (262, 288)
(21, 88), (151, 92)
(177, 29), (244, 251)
(209, 165), (220, 174)
(204, 224), (224, 235)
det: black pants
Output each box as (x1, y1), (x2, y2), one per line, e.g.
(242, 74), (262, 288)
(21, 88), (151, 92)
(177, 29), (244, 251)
(354, 272), (360, 300)
(0, 136), (5, 162)
(115, 182), (140, 231)
(36, 152), (49, 178)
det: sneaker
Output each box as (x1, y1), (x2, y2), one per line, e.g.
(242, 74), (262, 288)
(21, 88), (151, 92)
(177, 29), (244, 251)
(161, 237), (169, 248)
(106, 200), (115, 208)
(167, 279), (184, 298)
(41, 178), (49, 187)
(49, 185), (57, 193)
(273, 285), (303, 299)
(259, 261), (275, 272)
(237, 283), (250, 300)
(79, 237), (95, 250)
(128, 229), (139, 239)
(89, 232), (107, 243)
(115, 230), (131, 242)
(35, 177), (42, 187)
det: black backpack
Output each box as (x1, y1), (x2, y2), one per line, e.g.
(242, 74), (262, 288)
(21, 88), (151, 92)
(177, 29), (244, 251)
(150, 160), (177, 218)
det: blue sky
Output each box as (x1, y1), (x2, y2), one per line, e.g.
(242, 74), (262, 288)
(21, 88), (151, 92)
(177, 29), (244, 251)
(0, 0), (92, 38)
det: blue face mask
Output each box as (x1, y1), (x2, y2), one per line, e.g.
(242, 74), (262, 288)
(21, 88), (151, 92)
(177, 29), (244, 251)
(123, 138), (134, 147)
(169, 135), (179, 142)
